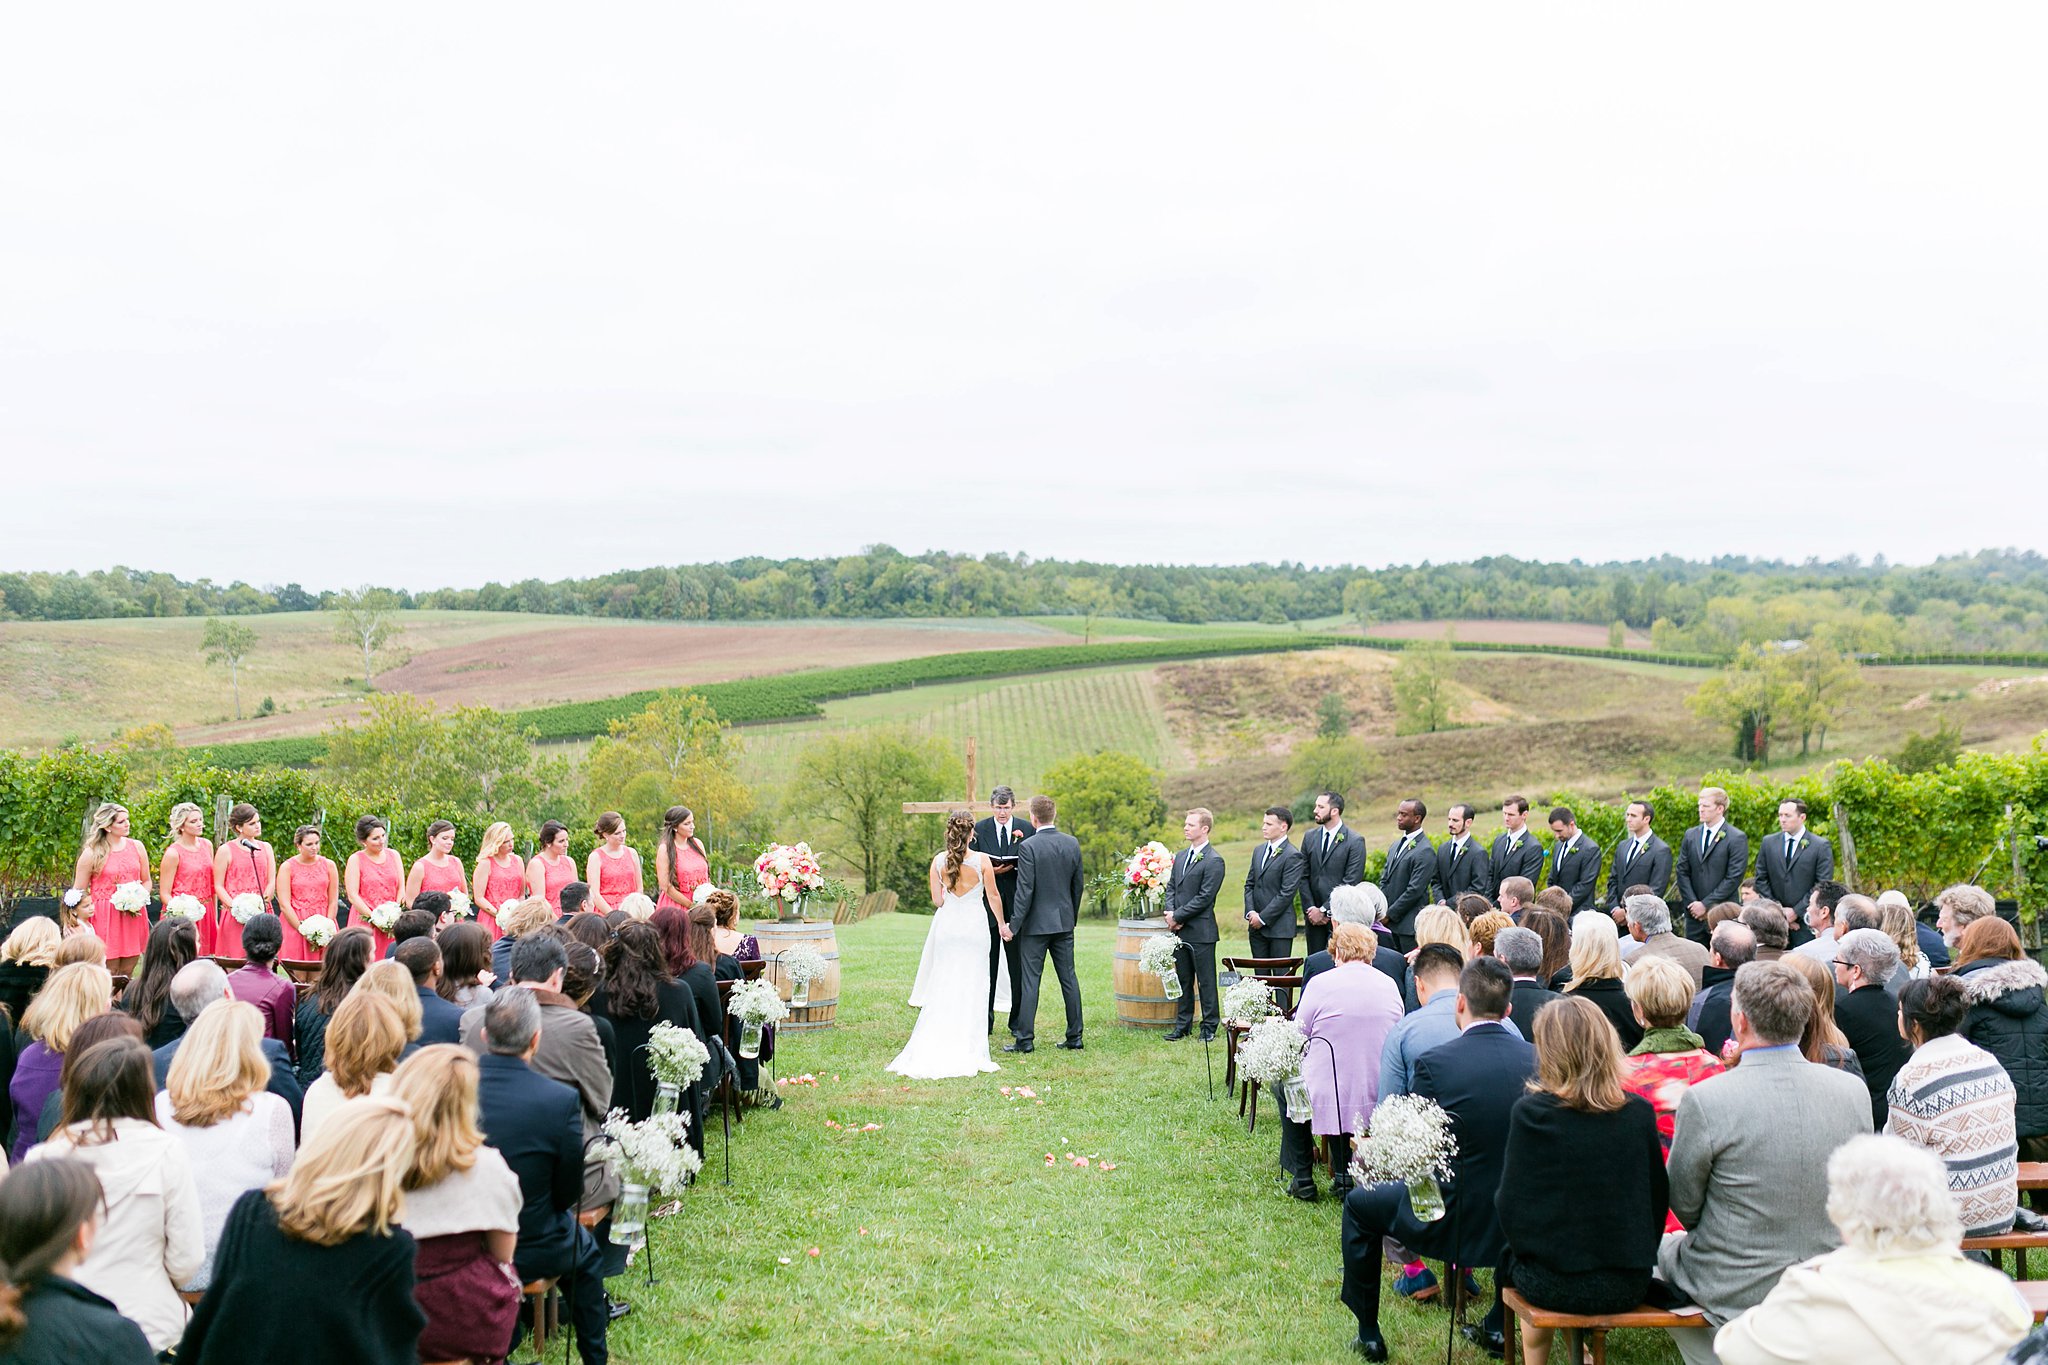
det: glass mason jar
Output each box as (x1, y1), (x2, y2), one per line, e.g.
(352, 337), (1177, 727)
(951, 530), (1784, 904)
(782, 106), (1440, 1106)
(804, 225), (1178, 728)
(611, 1181), (651, 1249)
(1282, 1073), (1313, 1123)
(791, 975), (810, 1008)
(1407, 1173), (1446, 1222)
(1160, 971), (1183, 1000)
(740, 1019), (764, 1059)
(653, 1081), (681, 1118)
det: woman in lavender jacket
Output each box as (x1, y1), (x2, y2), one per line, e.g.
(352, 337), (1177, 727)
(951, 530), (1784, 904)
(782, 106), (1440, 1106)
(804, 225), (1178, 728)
(1279, 921), (1405, 1201)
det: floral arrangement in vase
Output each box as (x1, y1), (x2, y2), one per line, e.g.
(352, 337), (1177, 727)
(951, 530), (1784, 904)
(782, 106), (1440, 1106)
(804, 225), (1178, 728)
(727, 978), (791, 1059)
(646, 1020), (710, 1091)
(1350, 1094), (1458, 1222)
(754, 843), (825, 921)
(1222, 976), (1275, 1026)
(601, 1108), (700, 1249)
(779, 943), (829, 1007)
(1137, 932), (1182, 998)
(1123, 841), (1173, 916)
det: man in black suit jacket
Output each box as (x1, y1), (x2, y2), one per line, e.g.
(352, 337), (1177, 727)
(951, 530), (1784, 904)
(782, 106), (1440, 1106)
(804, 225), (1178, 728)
(1162, 807), (1226, 1041)
(973, 786), (1032, 1035)
(396, 937), (467, 1046)
(1488, 795), (1546, 901)
(1432, 803), (1492, 906)
(1339, 959), (1535, 1359)
(1298, 791), (1367, 957)
(473, 990), (611, 1365)
(1678, 786), (1751, 945)
(1752, 798), (1833, 926)
(1377, 799), (1435, 952)
(1492, 926), (1561, 1043)
(1601, 799), (1674, 913)
(1544, 806), (1601, 916)
(1004, 795), (1085, 1054)
(1243, 806), (1303, 959)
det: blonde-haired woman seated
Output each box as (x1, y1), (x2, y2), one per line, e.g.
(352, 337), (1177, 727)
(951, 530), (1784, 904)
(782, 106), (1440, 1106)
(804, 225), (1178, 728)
(490, 895), (559, 983)
(1403, 906), (1472, 1010)
(178, 1096), (427, 1365)
(52, 933), (107, 968)
(616, 891), (657, 924)
(155, 998), (294, 1291)
(1714, 1134), (2029, 1365)
(1468, 910), (1514, 959)
(0, 915), (61, 1022)
(9, 962), (113, 1166)
(1561, 911), (1640, 1049)
(300, 991), (408, 1145)
(351, 958), (424, 1043)
(391, 1044), (522, 1364)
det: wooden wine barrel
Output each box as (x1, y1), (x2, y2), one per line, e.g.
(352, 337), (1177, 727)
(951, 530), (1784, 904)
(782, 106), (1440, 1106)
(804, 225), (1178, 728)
(754, 919), (841, 1031)
(1114, 916), (1178, 1029)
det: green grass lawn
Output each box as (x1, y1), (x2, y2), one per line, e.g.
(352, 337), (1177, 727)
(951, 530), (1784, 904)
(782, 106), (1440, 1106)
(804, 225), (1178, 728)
(610, 914), (1679, 1363)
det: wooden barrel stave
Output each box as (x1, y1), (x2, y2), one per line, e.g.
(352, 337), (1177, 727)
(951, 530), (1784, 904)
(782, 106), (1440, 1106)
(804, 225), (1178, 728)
(753, 919), (841, 1031)
(1114, 916), (1178, 1029)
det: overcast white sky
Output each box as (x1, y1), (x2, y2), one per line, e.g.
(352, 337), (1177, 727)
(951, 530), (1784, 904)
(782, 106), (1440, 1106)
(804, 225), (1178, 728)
(3, 4), (2043, 590)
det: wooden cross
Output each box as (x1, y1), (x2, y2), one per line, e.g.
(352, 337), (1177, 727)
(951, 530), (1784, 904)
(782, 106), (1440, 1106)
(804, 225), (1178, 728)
(901, 736), (996, 815)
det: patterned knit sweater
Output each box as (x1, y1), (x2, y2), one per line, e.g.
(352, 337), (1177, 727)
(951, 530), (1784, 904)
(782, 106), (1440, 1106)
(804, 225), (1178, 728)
(1886, 1033), (2018, 1237)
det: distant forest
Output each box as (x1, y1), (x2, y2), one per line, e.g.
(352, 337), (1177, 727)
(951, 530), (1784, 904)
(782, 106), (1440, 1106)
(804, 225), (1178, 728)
(5, 548), (2048, 653)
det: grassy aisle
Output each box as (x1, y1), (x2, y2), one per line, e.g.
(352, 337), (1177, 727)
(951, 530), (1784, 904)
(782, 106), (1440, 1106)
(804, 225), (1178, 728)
(612, 915), (1677, 1363)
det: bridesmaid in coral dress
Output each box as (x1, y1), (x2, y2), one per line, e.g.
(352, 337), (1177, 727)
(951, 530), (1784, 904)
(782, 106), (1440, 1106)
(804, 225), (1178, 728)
(70, 802), (151, 972)
(585, 812), (643, 915)
(345, 814), (407, 956)
(472, 821), (524, 941)
(526, 820), (576, 915)
(406, 820), (469, 912)
(157, 801), (217, 955)
(275, 823), (339, 961)
(212, 802), (275, 961)
(655, 805), (711, 912)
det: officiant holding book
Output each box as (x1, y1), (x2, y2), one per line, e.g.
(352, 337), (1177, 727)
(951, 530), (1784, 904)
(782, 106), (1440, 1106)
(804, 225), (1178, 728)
(974, 786), (1031, 1035)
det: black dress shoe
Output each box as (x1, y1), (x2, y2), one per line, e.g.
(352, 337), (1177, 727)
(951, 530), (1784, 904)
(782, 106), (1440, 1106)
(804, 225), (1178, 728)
(608, 1300), (634, 1323)
(1163, 1027), (1190, 1041)
(1287, 1181), (1319, 1202)
(1350, 1332), (1389, 1361)
(1199, 1030), (1217, 1043)
(1002, 1041), (1034, 1053)
(1460, 1323), (1505, 1358)
(1054, 1040), (1083, 1050)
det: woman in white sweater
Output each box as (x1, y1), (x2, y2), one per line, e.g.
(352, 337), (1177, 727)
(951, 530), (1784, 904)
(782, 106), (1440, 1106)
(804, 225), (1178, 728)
(299, 989), (407, 1145)
(25, 1031), (203, 1354)
(153, 998), (296, 1290)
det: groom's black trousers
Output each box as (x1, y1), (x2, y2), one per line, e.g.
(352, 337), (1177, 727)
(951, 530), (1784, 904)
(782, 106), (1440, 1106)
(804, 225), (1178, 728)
(988, 908), (1022, 1034)
(1012, 930), (1082, 1047)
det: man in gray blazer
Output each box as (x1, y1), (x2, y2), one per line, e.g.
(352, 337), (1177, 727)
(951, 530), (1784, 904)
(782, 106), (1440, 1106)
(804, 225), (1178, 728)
(1658, 960), (1871, 1363)
(1004, 795), (1086, 1054)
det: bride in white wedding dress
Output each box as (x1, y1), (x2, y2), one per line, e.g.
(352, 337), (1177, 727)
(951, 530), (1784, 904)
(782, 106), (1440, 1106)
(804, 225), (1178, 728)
(888, 811), (1012, 1079)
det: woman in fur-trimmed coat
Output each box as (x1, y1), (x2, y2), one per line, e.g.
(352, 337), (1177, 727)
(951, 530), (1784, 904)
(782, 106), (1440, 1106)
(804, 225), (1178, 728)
(1953, 917), (2048, 1160)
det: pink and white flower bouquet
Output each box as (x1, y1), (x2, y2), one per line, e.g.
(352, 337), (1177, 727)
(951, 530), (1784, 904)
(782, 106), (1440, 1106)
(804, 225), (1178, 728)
(754, 842), (825, 920)
(1123, 840), (1174, 914)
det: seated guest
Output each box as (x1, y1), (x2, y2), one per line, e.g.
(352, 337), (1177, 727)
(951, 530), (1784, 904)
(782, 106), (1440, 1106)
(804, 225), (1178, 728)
(0, 917), (61, 1026)
(560, 880), (592, 918)
(1499, 996), (1669, 1365)
(1561, 912), (1642, 1049)
(597, 922), (710, 1151)
(24, 1036), (202, 1355)
(1687, 922), (1755, 1059)
(0, 1157), (156, 1365)
(1520, 908), (1571, 989)
(1714, 1135), (2029, 1365)
(563, 911), (614, 957)
(1782, 953), (1866, 1079)
(1833, 928), (1912, 1129)
(473, 989), (613, 1364)
(33, 1014), (144, 1145)
(154, 999), (295, 1291)
(9, 963), (112, 1165)
(1790, 881), (1847, 963)
(1936, 882), (1996, 954)
(1378, 944), (1466, 1101)
(1888, 975), (2018, 1237)
(1883, 887), (1948, 969)
(1493, 926), (1560, 1043)
(1453, 894), (1495, 928)
(52, 936), (106, 970)
(300, 990), (407, 1144)
(380, 906), (437, 960)
(1304, 884), (1403, 988)
(353, 959), (425, 1050)
(177, 1097), (426, 1364)
(294, 925), (375, 1086)
(1339, 959), (1534, 1360)
(1534, 886), (1574, 920)
(687, 904), (753, 1091)
(1952, 917), (2048, 1161)
(1402, 907), (1470, 1012)
(154, 959), (304, 1126)
(1620, 956), (1723, 1231)
(1496, 876), (1535, 922)
(118, 917), (199, 1048)
(1738, 901), (1790, 963)
(437, 920), (497, 1009)
(1657, 962), (1872, 1365)
(616, 892), (657, 924)
(391, 1045), (523, 1365)
(1280, 923), (1403, 1202)
(1626, 895), (1709, 991)
(1468, 910), (1513, 960)
(1879, 900), (1931, 988)
(490, 897), (557, 985)
(223, 913), (295, 1052)
(395, 938), (465, 1046)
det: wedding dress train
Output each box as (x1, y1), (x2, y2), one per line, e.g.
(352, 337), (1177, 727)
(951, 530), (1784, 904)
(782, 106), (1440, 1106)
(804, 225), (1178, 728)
(887, 867), (1011, 1079)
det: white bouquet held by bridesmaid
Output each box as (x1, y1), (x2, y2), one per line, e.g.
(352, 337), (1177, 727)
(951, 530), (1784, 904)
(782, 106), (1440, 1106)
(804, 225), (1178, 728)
(111, 881), (150, 915)
(230, 893), (266, 924)
(164, 895), (207, 923)
(443, 890), (472, 921)
(297, 916), (338, 949)
(1350, 1094), (1459, 1222)
(368, 900), (402, 932)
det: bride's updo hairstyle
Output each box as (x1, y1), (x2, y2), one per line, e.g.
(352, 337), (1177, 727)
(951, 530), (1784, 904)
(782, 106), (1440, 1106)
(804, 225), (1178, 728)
(943, 810), (975, 885)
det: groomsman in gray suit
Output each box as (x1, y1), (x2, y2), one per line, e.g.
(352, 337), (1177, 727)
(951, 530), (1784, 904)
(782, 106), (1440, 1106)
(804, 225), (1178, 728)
(1751, 798), (1833, 927)
(1544, 806), (1601, 914)
(1601, 800), (1673, 912)
(1377, 799), (1434, 952)
(1002, 796), (1085, 1055)
(1678, 786), (1751, 945)
(1299, 791), (1366, 957)
(1242, 806), (1302, 960)
(1488, 796), (1546, 900)
(1162, 808), (1226, 1042)
(1432, 804), (1491, 905)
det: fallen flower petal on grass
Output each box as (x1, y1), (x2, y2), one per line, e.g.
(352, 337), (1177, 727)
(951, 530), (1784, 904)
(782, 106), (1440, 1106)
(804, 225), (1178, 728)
(808, 1247), (821, 1258)
(778, 1257), (792, 1265)
(861, 1123), (882, 1132)
(1044, 1153), (1057, 1166)
(858, 1227), (868, 1236)
(1098, 1161), (1117, 1171)
(999, 1086), (1012, 1096)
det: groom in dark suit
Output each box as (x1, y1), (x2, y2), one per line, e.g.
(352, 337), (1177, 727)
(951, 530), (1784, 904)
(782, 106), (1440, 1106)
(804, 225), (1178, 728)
(973, 786), (1031, 1035)
(1003, 795), (1085, 1054)
(1163, 807), (1226, 1041)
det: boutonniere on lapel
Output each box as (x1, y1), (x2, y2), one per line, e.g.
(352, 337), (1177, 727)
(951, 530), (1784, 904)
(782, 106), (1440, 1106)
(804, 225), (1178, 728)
(1188, 848), (1205, 864)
